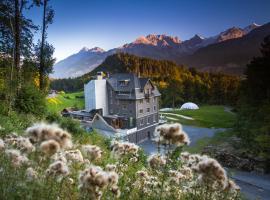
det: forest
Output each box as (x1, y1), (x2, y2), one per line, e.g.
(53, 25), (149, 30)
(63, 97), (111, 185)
(51, 53), (241, 107)
(0, 0), (54, 116)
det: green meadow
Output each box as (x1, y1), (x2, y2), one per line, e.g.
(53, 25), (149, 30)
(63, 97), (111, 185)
(160, 105), (236, 128)
(46, 91), (85, 113)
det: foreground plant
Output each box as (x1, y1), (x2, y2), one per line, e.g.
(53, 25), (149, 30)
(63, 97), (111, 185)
(0, 122), (241, 200)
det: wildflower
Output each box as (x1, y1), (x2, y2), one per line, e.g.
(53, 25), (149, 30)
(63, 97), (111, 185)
(129, 157), (138, 162)
(65, 149), (84, 163)
(193, 157), (228, 189)
(79, 165), (120, 200)
(105, 164), (117, 172)
(5, 136), (35, 153)
(67, 177), (75, 185)
(147, 154), (166, 169)
(51, 151), (67, 163)
(82, 145), (102, 160)
(111, 141), (139, 157)
(40, 139), (60, 155)
(46, 160), (69, 177)
(136, 170), (149, 178)
(111, 185), (121, 198)
(5, 149), (29, 167)
(84, 159), (91, 165)
(154, 123), (190, 146)
(26, 167), (38, 180)
(26, 122), (73, 149)
(179, 166), (193, 180)
(225, 179), (240, 192)
(17, 137), (35, 153)
(0, 139), (5, 150)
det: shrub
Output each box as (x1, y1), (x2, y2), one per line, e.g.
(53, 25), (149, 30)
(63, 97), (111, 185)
(0, 122), (242, 200)
(45, 112), (85, 136)
(14, 85), (46, 116)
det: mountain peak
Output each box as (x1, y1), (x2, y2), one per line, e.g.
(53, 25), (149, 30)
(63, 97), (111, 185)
(182, 34), (205, 47)
(124, 34), (181, 48)
(79, 46), (105, 53)
(217, 27), (244, 42)
(89, 47), (105, 53)
(79, 47), (90, 52)
(145, 34), (181, 45)
(193, 34), (205, 40)
(244, 22), (261, 34)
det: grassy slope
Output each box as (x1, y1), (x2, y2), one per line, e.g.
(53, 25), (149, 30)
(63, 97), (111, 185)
(184, 130), (236, 153)
(46, 91), (85, 113)
(161, 105), (236, 128)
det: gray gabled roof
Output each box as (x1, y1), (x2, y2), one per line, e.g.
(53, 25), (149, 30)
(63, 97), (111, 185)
(107, 73), (140, 92)
(107, 73), (161, 99)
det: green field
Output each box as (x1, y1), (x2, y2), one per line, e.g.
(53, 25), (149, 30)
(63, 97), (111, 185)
(161, 105), (236, 128)
(184, 130), (236, 153)
(47, 91), (85, 113)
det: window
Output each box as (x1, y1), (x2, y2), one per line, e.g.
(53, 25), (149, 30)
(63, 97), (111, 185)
(147, 108), (150, 112)
(140, 119), (144, 125)
(153, 106), (156, 111)
(147, 117), (150, 124)
(146, 99), (150, 103)
(123, 105), (127, 110)
(110, 89), (113, 98)
(139, 99), (143, 104)
(110, 99), (113, 104)
(110, 109), (113, 114)
(119, 80), (130, 86)
(154, 114), (158, 122)
(139, 109), (143, 114)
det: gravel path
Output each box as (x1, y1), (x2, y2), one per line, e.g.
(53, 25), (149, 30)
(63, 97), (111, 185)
(161, 112), (194, 120)
(139, 125), (224, 154)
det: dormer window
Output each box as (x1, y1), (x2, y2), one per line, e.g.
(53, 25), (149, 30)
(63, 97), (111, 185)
(119, 79), (130, 86)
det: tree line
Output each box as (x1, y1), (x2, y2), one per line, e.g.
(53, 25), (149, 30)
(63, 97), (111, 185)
(51, 53), (241, 107)
(235, 35), (270, 163)
(0, 0), (55, 115)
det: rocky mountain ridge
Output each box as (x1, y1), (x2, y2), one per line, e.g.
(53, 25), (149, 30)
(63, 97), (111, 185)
(52, 22), (267, 78)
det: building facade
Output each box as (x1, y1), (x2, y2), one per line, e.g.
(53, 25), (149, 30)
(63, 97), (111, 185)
(84, 72), (161, 143)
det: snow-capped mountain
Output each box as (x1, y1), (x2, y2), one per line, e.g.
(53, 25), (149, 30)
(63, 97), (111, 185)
(243, 23), (261, 34)
(52, 47), (108, 78)
(217, 27), (245, 42)
(52, 22), (266, 78)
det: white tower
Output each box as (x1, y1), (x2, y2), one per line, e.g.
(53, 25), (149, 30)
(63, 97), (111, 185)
(84, 73), (108, 115)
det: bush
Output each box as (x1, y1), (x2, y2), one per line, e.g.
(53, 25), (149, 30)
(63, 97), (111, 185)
(45, 112), (85, 136)
(14, 85), (46, 116)
(0, 112), (37, 137)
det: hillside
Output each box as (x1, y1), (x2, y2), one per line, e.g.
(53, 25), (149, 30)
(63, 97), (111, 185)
(51, 53), (241, 107)
(180, 22), (270, 74)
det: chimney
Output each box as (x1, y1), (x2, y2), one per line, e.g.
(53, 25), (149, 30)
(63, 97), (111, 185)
(96, 71), (103, 80)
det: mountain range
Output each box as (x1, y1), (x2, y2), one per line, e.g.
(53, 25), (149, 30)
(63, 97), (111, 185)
(52, 22), (270, 78)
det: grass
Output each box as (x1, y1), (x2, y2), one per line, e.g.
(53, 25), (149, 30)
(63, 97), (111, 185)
(184, 130), (236, 154)
(161, 105), (236, 128)
(46, 91), (85, 113)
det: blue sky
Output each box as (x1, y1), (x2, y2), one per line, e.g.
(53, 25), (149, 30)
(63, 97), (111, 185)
(28, 0), (270, 61)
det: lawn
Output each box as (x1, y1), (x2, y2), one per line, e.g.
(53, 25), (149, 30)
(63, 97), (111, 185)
(184, 130), (236, 153)
(160, 105), (236, 128)
(46, 91), (85, 113)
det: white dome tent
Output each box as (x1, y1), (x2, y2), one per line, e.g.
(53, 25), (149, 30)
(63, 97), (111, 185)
(180, 102), (199, 110)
